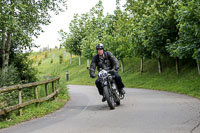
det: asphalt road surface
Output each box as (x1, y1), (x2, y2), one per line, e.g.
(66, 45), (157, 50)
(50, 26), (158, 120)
(1, 85), (200, 133)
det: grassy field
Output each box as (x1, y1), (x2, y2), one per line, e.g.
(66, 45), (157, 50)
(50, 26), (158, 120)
(63, 50), (200, 99)
(32, 48), (200, 98)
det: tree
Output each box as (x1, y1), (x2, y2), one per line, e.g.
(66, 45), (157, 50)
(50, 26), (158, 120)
(0, 0), (67, 72)
(100, 2), (132, 73)
(126, 0), (179, 74)
(64, 33), (75, 64)
(58, 29), (74, 64)
(125, 0), (152, 73)
(68, 14), (85, 65)
(169, 0), (200, 75)
(64, 0), (105, 66)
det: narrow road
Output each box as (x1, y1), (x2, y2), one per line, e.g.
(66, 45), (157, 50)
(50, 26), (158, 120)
(1, 85), (200, 133)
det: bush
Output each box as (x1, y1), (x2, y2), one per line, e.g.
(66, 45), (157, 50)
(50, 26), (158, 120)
(51, 58), (53, 64)
(0, 65), (20, 108)
(38, 60), (42, 66)
(0, 53), (39, 109)
(11, 53), (38, 83)
(0, 65), (20, 87)
(44, 52), (48, 58)
(59, 55), (63, 64)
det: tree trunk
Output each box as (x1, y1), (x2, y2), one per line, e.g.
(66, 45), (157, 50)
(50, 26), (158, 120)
(158, 56), (162, 74)
(5, 32), (12, 67)
(140, 56), (143, 73)
(2, 31), (12, 72)
(2, 29), (6, 70)
(79, 55), (81, 66)
(197, 59), (200, 75)
(87, 59), (90, 67)
(176, 57), (180, 75)
(2, 0), (13, 72)
(120, 59), (124, 73)
(70, 53), (72, 64)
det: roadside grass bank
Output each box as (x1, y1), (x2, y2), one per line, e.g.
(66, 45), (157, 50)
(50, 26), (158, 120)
(0, 79), (69, 129)
(0, 48), (70, 129)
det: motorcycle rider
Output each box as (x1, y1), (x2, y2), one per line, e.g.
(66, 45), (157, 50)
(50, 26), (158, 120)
(89, 43), (125, 102)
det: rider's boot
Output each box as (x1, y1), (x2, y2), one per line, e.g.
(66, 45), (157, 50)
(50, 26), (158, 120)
(119, 88), (125, 99)
(102, 94), (106, 102)
(119, 88), (126, 95)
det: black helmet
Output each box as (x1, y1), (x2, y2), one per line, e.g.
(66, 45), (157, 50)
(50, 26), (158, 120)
(96, 43), (104, 50)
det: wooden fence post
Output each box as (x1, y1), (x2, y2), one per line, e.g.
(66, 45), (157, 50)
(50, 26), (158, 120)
(56, 79), (59, 97)
(18, 88), (22, 116)
(45, 83), (49, 96)
(34, 86), (39, 107)
(52, 82), (56, 100)
(55, 80), (57, 91)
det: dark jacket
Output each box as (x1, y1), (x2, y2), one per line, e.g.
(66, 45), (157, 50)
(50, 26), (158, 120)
(90, 51), (120, 76)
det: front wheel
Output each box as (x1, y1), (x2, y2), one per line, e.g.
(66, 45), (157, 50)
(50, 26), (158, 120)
(103, 86), (115, 110)
(114, 92), (120, 106)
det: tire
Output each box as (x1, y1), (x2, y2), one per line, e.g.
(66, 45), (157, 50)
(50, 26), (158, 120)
(103, 86), (115, 110)
(114, 90), (120, 106)
(115, 93), (120, 106)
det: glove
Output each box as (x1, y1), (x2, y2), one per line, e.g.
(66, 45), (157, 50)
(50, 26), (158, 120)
(90, 72), (96, 78)
(90, 74), (96, 78)
(115, 67), (119, 72)
(111, 68), (117, 73)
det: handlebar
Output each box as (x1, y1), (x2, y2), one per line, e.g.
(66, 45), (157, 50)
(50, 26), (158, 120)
(87, 67), (97, 78)
(87, 67), (117, 75)
(87, 67), (116, 73)
(87, 67), (95, 71)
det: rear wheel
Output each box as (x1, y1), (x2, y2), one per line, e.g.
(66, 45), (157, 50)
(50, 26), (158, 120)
(103, 86), (115, 110)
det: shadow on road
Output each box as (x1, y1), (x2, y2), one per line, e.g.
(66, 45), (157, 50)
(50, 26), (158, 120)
(86, 104), (124, 111)
(86, 104), (110, 111)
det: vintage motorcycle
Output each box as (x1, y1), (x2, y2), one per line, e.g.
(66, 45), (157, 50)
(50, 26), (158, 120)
(88, 68), (124, 110)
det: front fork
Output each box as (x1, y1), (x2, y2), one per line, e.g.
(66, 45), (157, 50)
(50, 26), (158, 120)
(107, 79), (121, 101)
(109, 79), (124, 100)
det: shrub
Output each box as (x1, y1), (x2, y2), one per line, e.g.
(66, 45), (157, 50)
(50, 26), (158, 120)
(44, 52), (48, 58)
(0, 65), (20, 108)
(0, 65), (20, 87)
(51, 58), (53, 64)
(38, 60), (42, 66)
(59, 55), (63, 64)
(10, 53), (38, 83)
(0, 53), (39, 108)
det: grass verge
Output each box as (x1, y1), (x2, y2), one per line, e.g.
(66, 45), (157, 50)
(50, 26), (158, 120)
(0, 79), (69, 129)
(0, 48), (70, 129)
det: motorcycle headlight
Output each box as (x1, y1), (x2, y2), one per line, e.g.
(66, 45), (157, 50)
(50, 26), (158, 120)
(98, 70), (108, 78)
(108, 75), (112, 81)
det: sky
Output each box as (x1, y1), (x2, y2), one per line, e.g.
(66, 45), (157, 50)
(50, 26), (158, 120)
(33, 0), (126, 51)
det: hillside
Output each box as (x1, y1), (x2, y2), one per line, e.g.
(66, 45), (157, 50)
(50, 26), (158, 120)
(31, 48), (200, 99)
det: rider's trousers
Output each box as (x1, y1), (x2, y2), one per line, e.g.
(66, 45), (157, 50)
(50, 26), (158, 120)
(95, 72), (124, 95)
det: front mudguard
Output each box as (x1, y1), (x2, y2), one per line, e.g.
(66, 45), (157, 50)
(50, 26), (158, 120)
(103, 81), (108, 86)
